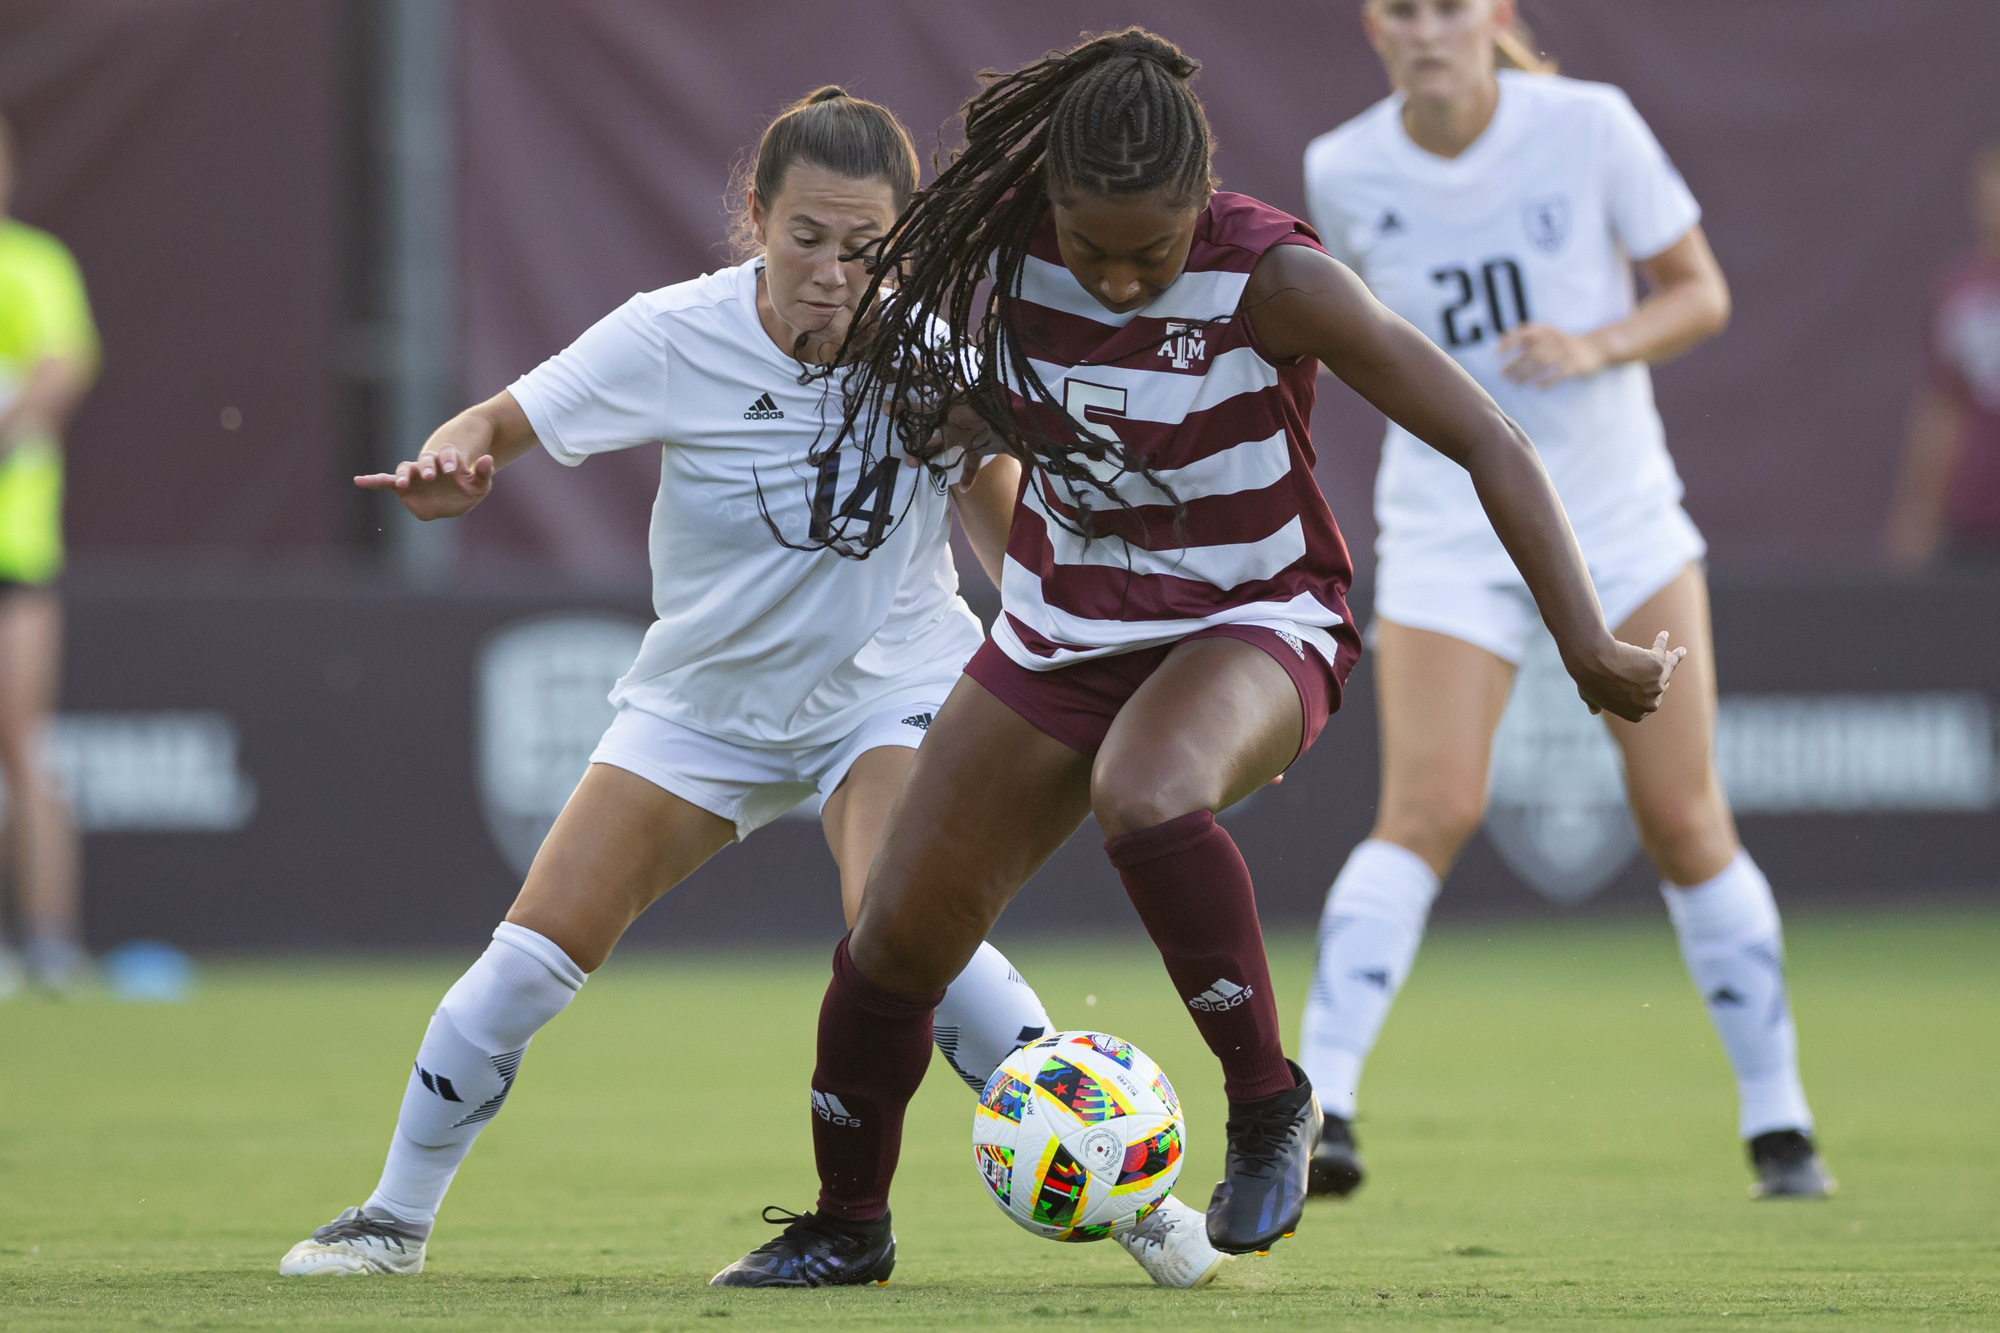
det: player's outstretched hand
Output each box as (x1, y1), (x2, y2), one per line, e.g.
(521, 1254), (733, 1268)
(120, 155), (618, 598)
(354, 445), (496, 520)
(1570, 630), (1687, 722)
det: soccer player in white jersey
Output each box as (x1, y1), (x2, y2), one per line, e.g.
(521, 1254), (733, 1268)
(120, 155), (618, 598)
(1295, 0), (1833, 1200)
(277, 88), (1226, 1290)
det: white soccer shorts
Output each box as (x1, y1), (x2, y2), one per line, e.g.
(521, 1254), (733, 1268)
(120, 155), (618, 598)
(587, 702), (943, 840)
(1372, 503), (1708, 665)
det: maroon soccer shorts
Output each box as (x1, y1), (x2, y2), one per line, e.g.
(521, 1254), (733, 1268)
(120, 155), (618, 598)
(964, 624), (1351, 763)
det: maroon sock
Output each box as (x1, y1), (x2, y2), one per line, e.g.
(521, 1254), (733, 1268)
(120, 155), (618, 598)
(1106, 810), (1295, 1103)
(810, 934), (943, 1222)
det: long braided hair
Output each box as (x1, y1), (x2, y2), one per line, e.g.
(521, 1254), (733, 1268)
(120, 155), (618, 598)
(808, 28), (1218, 554)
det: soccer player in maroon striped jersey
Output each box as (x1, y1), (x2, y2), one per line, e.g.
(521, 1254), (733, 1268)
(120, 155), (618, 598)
(713, 29), (1684, 1287)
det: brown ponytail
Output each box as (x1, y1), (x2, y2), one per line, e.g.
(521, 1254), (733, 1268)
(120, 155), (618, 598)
(1494, 16), (1556, 74)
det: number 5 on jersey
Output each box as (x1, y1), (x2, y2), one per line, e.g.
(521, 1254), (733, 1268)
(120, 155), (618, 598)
(1063, 379), (1130, 486)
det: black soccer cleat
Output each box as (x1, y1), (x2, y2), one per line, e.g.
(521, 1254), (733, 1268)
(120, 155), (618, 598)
(1307, 1111), (1366, 1198)
(709, 1206), (896, 1288)
(1748, 1129), (1836, 1199)
(1206, 1060), (1320, 1254)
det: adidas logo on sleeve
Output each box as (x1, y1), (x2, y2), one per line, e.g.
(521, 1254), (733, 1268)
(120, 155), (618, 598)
(1187, 978), (1254, 1012)
(742, 392), (785, 420)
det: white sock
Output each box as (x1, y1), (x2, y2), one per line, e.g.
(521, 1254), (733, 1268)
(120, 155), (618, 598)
(1663, 851), (1814, 1139)
(364, 923), (586, 1232)
(932, 941), (1054, 1091)
(1297, 840), (1440, 1119)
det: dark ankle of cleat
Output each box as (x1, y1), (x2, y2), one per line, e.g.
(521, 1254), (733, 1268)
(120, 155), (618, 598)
(709, 1206), (896, 1288)
(1206, 1060), (1320, 1255)
(1308, 1111), (1367, 1198)
(1747, 1129), (1814, 1167)
(1747, 1129), (1836, 1199)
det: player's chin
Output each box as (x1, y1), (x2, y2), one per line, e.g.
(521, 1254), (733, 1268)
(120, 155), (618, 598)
(792, 303), (854, 335)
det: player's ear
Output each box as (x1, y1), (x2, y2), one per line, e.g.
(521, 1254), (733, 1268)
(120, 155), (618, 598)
(748, 187), (768, 244)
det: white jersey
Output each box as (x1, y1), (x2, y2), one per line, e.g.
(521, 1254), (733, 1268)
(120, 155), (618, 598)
(1305, 71), (1704, 583)
(509, 259), (982, 749)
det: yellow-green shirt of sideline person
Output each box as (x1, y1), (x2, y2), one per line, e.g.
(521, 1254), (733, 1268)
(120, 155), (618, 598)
(0, 218), (97, 587)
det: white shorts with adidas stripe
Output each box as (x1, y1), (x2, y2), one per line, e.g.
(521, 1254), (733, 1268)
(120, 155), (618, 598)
(589, 700), (949, 841)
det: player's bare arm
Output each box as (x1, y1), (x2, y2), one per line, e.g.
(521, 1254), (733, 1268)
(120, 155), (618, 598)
(0, 352), (94, 451)
(1245, 242), (1683, 721)
(1884, 384), (1966, 570)
(1497, 225), (1730, 388)
(951, 453), (1021, 590)
(353, 389), (539, 521)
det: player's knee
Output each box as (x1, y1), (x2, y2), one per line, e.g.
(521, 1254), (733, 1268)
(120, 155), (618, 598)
(1089, 774), (1206, 840)
(1374, 784), (1485, 867)
(849, 915), (958, 995)
(1635, 794), (1732, 882)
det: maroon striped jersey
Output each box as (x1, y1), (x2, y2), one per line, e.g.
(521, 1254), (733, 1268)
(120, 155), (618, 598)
(994, 192), (1359, 674)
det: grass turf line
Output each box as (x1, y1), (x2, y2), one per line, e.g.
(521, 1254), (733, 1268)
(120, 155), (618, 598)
(2, 911), (1996, 1330)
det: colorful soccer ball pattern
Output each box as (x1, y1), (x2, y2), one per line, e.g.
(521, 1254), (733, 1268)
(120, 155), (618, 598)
(971, 1030), (1184, 1242)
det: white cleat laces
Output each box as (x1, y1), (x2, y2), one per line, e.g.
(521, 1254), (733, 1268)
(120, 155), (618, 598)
(1117, 1194), (1231, 1289)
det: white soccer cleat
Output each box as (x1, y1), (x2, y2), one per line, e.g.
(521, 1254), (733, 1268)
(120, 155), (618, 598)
(1117, 1194), (1231, 1288)
(279, 1207), (427, 1276)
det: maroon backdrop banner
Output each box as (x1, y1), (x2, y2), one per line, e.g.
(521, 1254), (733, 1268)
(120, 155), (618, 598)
(0, 0), (344, 561)
(456, 0), (2000, 582)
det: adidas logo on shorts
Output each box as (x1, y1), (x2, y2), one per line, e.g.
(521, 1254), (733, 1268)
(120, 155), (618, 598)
(1187, 978), (1254, 1012)
(743, 392), (785, 420)
(1275, 629), (1306, 659)
(811, 1090), (860, 1127)
(900, 712), (933, 731)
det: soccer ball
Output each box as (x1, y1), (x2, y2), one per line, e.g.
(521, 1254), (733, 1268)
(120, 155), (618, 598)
(971, 1030), (1184, 1242)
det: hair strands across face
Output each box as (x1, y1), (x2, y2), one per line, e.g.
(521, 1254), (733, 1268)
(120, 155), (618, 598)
(802, 28), (1218, 557)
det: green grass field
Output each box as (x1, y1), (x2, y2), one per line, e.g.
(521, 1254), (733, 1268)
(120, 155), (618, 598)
(3, 910), (1996, 1331)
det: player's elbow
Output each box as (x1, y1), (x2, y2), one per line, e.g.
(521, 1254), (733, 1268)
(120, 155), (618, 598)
(1486, 412), (1540, 473)
(1699, 278), (1732, 339)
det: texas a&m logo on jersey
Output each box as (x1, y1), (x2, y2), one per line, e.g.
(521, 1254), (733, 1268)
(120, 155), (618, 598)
(1157, 320), (1209, 370)
(1523, 195), (1571, 254)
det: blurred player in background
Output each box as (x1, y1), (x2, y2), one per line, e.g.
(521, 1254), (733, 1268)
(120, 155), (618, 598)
(1295, 0), (1833, 1201)
(0, 114), (98, 998)
(278, 88), (1224, 1289)
(1885, 135), (2000, 571)
(712, 29), (1682, 1289)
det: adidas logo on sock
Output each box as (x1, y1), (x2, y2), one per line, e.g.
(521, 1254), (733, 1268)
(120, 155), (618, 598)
(1274, 629), (1306, 659)
(901, 712), (934, 731)
(1187, 978), (1254, 1012)
(415, 1064), (463, 1102)
(1353, 968), (1391, 991)
(811, 1090), (860, 1127)
(1707, 985), (1747, 1006)
(743, 392), (785, 420)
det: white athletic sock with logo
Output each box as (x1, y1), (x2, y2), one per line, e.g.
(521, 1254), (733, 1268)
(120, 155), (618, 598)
(1297, 840), (1441, 1119)
(363, 923), (587, 1233)
(1663, 851), (1814, 1139)
(932, 941), (1054, 1091)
